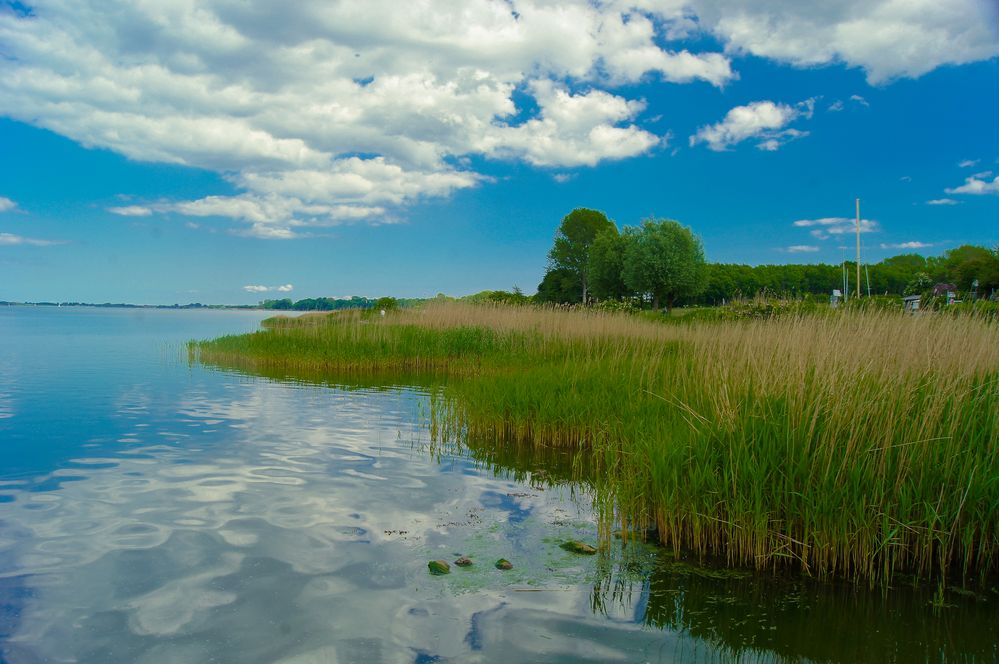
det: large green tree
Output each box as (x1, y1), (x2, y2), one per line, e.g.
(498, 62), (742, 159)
(621, 219), (707, 312)
(547, 208), (615, 303)
(941, 245), (999, 292)
(586, 227), (631, 300)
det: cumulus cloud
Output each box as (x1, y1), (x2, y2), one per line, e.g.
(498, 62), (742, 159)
(243, 284), (293, 293)
(849, 94), (870, 107)
(0, 1), (738, 239)
(0, 197), (16, 212)
(785, 245), (819, 253)
(945, 174), (999, 195)
(926, 198), (959, 206)
(827, 100), (844, 112)
(0, 232), (63, 246)
(880, 241), (933, 249)
(1, 1), (995, 238)
(958, 159), (980, 168)
(688, 0), (999, 83)
(689, 99), (814, 151)
(482, 81), (660, 166)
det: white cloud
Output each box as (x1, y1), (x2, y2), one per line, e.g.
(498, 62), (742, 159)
(482, 81), (660, 166)
(926, 198), (959, 206)
(552, 173), (575, 183)
(243, 284), (294, 294)
(107, 205), (153, 217)
(945, 174), (999, 195)
(688, 0), (999, 83)
(0, 197), (16, 213)
(880, 241), (933, 249)
(793, 217), (879, 235)
(827, 100), (844, 112)
(0, 232), (63, 246)
(689, 99), (813, 151)
(1, 2), (995, 239)
(958, 159), (980, 168)
(0, 2), (739, 239)
(786, 244), (819, 253)
(849, 94), (870, 107)
(899, 176), (912, 182)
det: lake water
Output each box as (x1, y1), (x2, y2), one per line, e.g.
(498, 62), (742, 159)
(0, 307), (995, 663)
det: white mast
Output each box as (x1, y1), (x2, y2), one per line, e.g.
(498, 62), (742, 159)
(855, 198), (862, 299)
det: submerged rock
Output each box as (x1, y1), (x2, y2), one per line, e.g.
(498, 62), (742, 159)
(560, 540), (597, 555)
(454, 556), (473, 567)
(428, 560), (451, 575)
(495, 558), (513, 570)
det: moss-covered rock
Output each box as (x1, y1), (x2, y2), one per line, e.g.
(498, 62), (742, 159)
(495, 558), (513, 570)
(428, 560), (451, 575)
(560, 540), (597, 555)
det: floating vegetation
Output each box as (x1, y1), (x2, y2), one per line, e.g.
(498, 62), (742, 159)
(560, 540), (598, 555)
(191, 302), (999, 584)
(428, 560), (451, 575)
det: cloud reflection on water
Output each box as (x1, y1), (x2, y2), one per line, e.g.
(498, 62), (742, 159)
(0, 378), (670, 662)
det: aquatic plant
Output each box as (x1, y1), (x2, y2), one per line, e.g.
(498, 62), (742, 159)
(190, 302), (999, 584)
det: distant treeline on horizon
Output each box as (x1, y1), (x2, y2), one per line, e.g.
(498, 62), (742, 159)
(537, 248), (999, 306)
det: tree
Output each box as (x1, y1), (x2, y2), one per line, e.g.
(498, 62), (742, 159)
(587, 228), (631, 300)
(941, 245), (999, 292)
(621, 219), (707, 312)
(374, 296), (399, 311)
(547, 208), (615, 303)
(903, 272), (932, 296)
(534, 267), (581, 304)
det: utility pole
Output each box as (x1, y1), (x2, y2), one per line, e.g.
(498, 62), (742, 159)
(855, 198), (862, 299)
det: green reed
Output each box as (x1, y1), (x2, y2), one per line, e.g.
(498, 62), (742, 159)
(190, 303), (998, 584)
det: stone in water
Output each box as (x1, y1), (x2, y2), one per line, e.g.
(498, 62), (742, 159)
(560, 540), (597, 555)
(428, 560), (450, 575)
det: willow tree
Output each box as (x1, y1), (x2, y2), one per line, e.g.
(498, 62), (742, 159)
(547, 208), (616, 303)
(622, 218), (707, 312)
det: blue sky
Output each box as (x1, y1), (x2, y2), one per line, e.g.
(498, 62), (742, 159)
(1, 1), (997, 304)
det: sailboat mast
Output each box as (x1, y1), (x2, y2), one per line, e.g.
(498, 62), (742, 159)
(855, 198), (861, 299)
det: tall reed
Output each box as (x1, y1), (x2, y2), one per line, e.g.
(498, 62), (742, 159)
(190, 303), (999, 583)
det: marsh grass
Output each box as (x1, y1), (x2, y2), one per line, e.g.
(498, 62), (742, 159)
(190, 302), (998, 583)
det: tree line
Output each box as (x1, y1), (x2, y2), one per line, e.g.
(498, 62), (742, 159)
(534, 208), (999, 308)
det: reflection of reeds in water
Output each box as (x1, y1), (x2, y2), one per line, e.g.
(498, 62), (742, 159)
(634, 555), (998, 662)
(190, 302), (999, 584)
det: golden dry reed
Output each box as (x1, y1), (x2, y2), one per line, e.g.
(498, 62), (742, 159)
(191, 302), (999, 583)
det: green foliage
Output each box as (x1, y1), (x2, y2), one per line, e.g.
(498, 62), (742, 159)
(547, 208), (616, 302)
(463, 289), (530, 305)
(534, 267), (582, 304)
(904, 272), (933, 296)
(587, 228), (632, 301)
(374, 296), (400, 312)
(260, 296), (373, 311)
(592, 298), (639, 314)
(621, 219), (707, 311)
(941, 245), (999, 292)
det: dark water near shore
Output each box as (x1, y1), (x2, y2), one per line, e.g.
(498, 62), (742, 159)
(0, 307), (995, 663)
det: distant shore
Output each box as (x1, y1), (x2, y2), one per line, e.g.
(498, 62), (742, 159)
(0, 301), (260, 310)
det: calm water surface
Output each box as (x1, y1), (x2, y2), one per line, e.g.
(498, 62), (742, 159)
(0, 307), (995, 663)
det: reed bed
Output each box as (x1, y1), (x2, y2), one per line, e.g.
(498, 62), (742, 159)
(190, 302), (999, 583)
